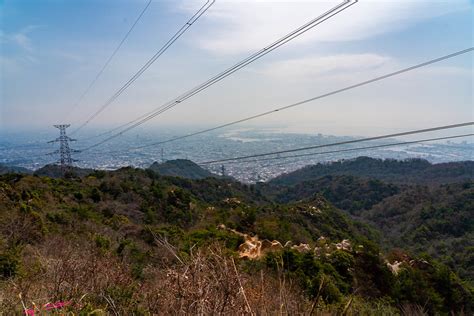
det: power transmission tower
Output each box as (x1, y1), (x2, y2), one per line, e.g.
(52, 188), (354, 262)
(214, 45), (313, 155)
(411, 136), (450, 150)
(48, 125), (79, 173)
(221, 164), (226, 177)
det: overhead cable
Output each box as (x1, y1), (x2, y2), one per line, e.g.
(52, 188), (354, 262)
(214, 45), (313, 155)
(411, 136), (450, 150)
(66, 0), (153, 122)
(78, 0), (357, 150)
(198, 122), (474, 164)
(71, 0), (215, 135)
(85, 47), (474, 154)
(246, 133), (474, 167)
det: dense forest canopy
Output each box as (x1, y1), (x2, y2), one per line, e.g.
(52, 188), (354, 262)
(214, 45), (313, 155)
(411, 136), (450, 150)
(269, 157), (474, 185)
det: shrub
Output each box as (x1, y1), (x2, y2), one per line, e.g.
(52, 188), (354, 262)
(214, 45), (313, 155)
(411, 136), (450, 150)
(90, 170), (106, 179)
(183, 228), (244, 250)
(95, 235), (111, 251)
(90, 187), (101, 203)
(0, 249), (20, 279)
(46, 211), (70, 225)
(70, 205), (99, 221)
(19, 202), (32, 213)
(73, 191), (84, 200)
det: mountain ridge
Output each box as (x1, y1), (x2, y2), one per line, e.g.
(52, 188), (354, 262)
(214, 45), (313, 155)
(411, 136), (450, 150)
(269, 156), (474, 186)
(148, 159), (219, 180)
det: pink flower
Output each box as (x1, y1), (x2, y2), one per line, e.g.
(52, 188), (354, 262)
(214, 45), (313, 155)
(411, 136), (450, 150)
(24, 301), (71, 315)
(24, 309), (35, 316)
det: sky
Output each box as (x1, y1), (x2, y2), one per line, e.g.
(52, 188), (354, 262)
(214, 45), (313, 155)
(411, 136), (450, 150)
(0, 0), (473, 138)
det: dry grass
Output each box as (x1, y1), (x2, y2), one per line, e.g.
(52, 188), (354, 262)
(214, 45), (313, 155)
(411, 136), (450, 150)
(1, 236), (133, 314)
(139, 236), (311, 315)
(0, 235), (401, 315)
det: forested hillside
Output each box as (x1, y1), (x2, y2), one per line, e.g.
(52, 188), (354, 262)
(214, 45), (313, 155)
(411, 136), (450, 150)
(264, 175), (400, 214)
(0, 163), (31, 175)
(263, 158), (474, 285)
(362, 182), (474, 283)
(148, 159), (219, 180)
(1, 167), (472, 314)
(269, 157), (474, 186)
(34, 164), (94, 178)
(0, 168), (473, 314)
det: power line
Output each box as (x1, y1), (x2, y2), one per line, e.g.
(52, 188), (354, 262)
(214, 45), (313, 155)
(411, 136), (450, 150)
(78, 0), (357, 151)
(198, 122), (474, 164)
(6, 133), (473, 169)
(83, 0), (354, 144)
(65, 0), (153, 122)
(71, 0), (215, 135)
(244, 133), (474, 167)
(84, 47), (474, 155)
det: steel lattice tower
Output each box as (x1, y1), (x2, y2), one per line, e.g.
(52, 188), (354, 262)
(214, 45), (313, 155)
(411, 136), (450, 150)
(48, 125), (79, 171)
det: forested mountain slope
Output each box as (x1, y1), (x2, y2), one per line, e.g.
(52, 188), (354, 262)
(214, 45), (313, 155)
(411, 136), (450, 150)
(34, 164), (94, 178)
(264, 175), (400, 214)
(361, 182), (474, 283)
(1, 168), (472, 314)
(0, 163), (32, 175)
(269, 157), (473, 186)
(263, 157), (474, 284)
(148, 159), (218, 180)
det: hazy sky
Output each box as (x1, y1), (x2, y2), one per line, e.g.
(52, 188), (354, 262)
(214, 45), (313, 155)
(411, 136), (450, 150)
(1, 0), (473, 137)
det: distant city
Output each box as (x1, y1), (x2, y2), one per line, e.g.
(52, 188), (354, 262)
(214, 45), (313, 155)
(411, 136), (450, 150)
(1, 128), (473, 183)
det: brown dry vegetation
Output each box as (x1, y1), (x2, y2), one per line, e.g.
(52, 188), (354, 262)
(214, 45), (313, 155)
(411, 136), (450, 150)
(0, 235), (404, 315)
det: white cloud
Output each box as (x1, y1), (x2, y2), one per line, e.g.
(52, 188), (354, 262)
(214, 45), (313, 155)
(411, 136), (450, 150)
(11, 33), (32, 51)
(178, 0), (472, 55)
(259, 53), (391, 78)
(0, 25), (43, 52)
(0, 25), (45, 73)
